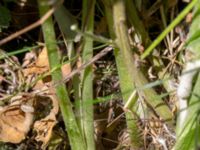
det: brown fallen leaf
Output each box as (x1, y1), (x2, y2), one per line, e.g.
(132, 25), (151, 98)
(0, 75), (4, 83)
(23, 46), (71, 91)
(22, 51), (37, 68)
(23, 47), (71, 76)
(23, 47), (49, 76)
(61, 63), (71, 77)
(0, 103), (34, 143)
(35, 47), (49, 68)
(33, 94), (59, 149)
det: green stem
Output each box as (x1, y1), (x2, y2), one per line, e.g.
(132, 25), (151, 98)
(54, 4), (83, 131)
(81, 0), (96, 149)
(125, 0), (151, 47)
(37, 1), (86, 149)
(103, 0), (143, 148)
(112, 0), (173, 123)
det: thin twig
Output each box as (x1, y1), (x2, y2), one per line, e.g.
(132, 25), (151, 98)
(0, 0), (63, 46)
(35, 46), (113, 95)
(61, 46), (113, 83)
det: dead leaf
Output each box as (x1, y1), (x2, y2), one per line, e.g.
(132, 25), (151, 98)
(33, 79), (47, 91)
(0, 104), (34, 143)
(35, 47), (49, 68)
(33, 94), (59, 149)
(23, 47), (71, 90)
(61, 63), (71, 77)
(23, 47), (49, 76)
(34, 113), (57, 149)
(22, 51), (37, 68)
(0, 75), (4, 83)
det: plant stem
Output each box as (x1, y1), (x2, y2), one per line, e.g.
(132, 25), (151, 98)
(112, 0), (173, 123)
(37, 1), (86, 149)
(54, 4), (82, 131)
(175, 3), (200, 149)
(104, 0), (143, 148)
(81, 0), (96, 149)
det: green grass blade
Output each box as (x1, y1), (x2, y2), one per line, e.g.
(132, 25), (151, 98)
(54, 5), (77, 42)
(126, 0), (174, 93)
(125, 0), (151, 47)
(174, 74), (200, 150)
(175, 3), (200, 149)
(141, 0), (198, 59)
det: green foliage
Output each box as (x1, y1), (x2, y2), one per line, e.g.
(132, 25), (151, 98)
(1, 0), (200, 149)
(186, 2), (200, 60)
(175, 75), (200, 150)
(38, 1), (87, 149)
(54, 5), (77, 42)
(175, 1), (200, 149)
(141, 0), (198, 59)
(0, 5), (11, 32)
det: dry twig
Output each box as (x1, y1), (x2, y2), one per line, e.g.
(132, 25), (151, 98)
(0, 0), (63, 46)
(62, 46), (113, 83)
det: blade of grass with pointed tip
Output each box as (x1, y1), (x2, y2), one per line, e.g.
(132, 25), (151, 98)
(54, 5), (77, 60)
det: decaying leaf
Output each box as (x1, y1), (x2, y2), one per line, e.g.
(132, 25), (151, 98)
(23, 47), (71, 91)
(0, 102), (34, 143)
(0, 46), (66, 146)
(0, 89), (59, 148)
(33, 79), (48, 91)
(23, 47), (49, 76)
(22, 51), (37, 68)
(35, 47), (49, 68)
(21, 47), (61, 148)
(23, 47), (71, 77)
(33, 94), (59, 149)
(61, 63), (71, 77)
